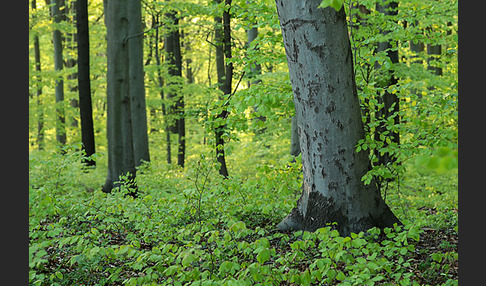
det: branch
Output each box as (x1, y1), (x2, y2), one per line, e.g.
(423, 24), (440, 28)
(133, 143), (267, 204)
(123, 23), (164, 46)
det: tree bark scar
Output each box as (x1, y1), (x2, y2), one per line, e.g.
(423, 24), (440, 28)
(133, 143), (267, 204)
(327, 84), (335, 93)
(325, 100), (336, 114)
(321, 167), (327, 179)
(328, 181), (338, 191)
(333, 158), (344, 173)
(291, 38), (299, 63)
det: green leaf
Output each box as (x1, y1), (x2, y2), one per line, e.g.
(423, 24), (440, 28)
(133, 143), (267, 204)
(182, 252), (196, 267)
(256, 248), (270, 264)
(55, 271), (63, 280)
(336, 271), (346, 281)
(319, 0), (344, 11)
(427, 156), (441, 170)
(229, 221), (247, 233)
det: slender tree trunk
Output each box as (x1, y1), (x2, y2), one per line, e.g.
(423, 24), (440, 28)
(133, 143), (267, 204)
(164, 5), (185, 168)
(426, 44), (442, 76)
(246, 2), (262, 86)
(374, 1), (399, 168)
(32, 0), (45, 151)
(51, 0), (67, 149)
(246, 9), (266, 131)
(275, 0), (400, 236)
(128, 0), (150, 166)
(409, 21), (425, 64)
(213, 0), (232, 178)
(64, 1), (80, 128)
(103, 0), (137, 196)
(154, 15), (172, 165)
(76, 0), (96, 166)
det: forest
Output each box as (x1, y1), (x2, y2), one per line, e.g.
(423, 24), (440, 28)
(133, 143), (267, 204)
(29, 0), (458, 285)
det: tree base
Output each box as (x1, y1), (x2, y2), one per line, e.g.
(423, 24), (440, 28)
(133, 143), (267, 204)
(277, 191), (401, 237)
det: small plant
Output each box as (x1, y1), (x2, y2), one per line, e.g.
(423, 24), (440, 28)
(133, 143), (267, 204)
(185, 155), (218, 225)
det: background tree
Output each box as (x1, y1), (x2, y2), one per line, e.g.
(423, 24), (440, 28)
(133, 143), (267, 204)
(153, 13), (173, 165)
(31, 0), (45, 151)
(51, 0), (67, 149)
(164, 3), (185, 168)
(275, 0), (400, 236)
(128, 0), (150, 167)
(102, 0), (149, 194)
(213, 0), (233, 178)
(76, 0), (96, 166)
(246, 0), (262, 86)
(373, 0), (400, 172)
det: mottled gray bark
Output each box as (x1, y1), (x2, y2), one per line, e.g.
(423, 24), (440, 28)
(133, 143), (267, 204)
(275, 0), (400, 236)
(290, 116), (300, 157)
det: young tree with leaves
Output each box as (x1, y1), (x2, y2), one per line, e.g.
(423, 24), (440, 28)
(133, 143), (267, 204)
(275, 0), (400, 236)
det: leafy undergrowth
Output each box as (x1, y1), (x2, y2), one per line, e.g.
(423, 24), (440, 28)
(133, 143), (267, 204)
(29, 150), (457, 285)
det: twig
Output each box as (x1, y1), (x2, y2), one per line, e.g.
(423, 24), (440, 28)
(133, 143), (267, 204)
(221, 71), (246, 115)
(123, 23), (164, 46)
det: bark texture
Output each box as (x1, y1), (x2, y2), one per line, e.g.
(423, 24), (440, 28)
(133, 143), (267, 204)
(275, 0), (400, 236)
(290, 116), (300, 157)
(103, 0), (143, 195)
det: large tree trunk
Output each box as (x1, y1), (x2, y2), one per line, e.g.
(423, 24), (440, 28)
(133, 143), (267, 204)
(128, 0), (150, 166)
(76, 0), (96, 166)
(51, 0), (67, 149)
(275, 0), (400, 236)
(102, 0), (137, 195)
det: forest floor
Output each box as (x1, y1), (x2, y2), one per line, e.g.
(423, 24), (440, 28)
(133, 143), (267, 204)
(29, 144), (458, 285)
